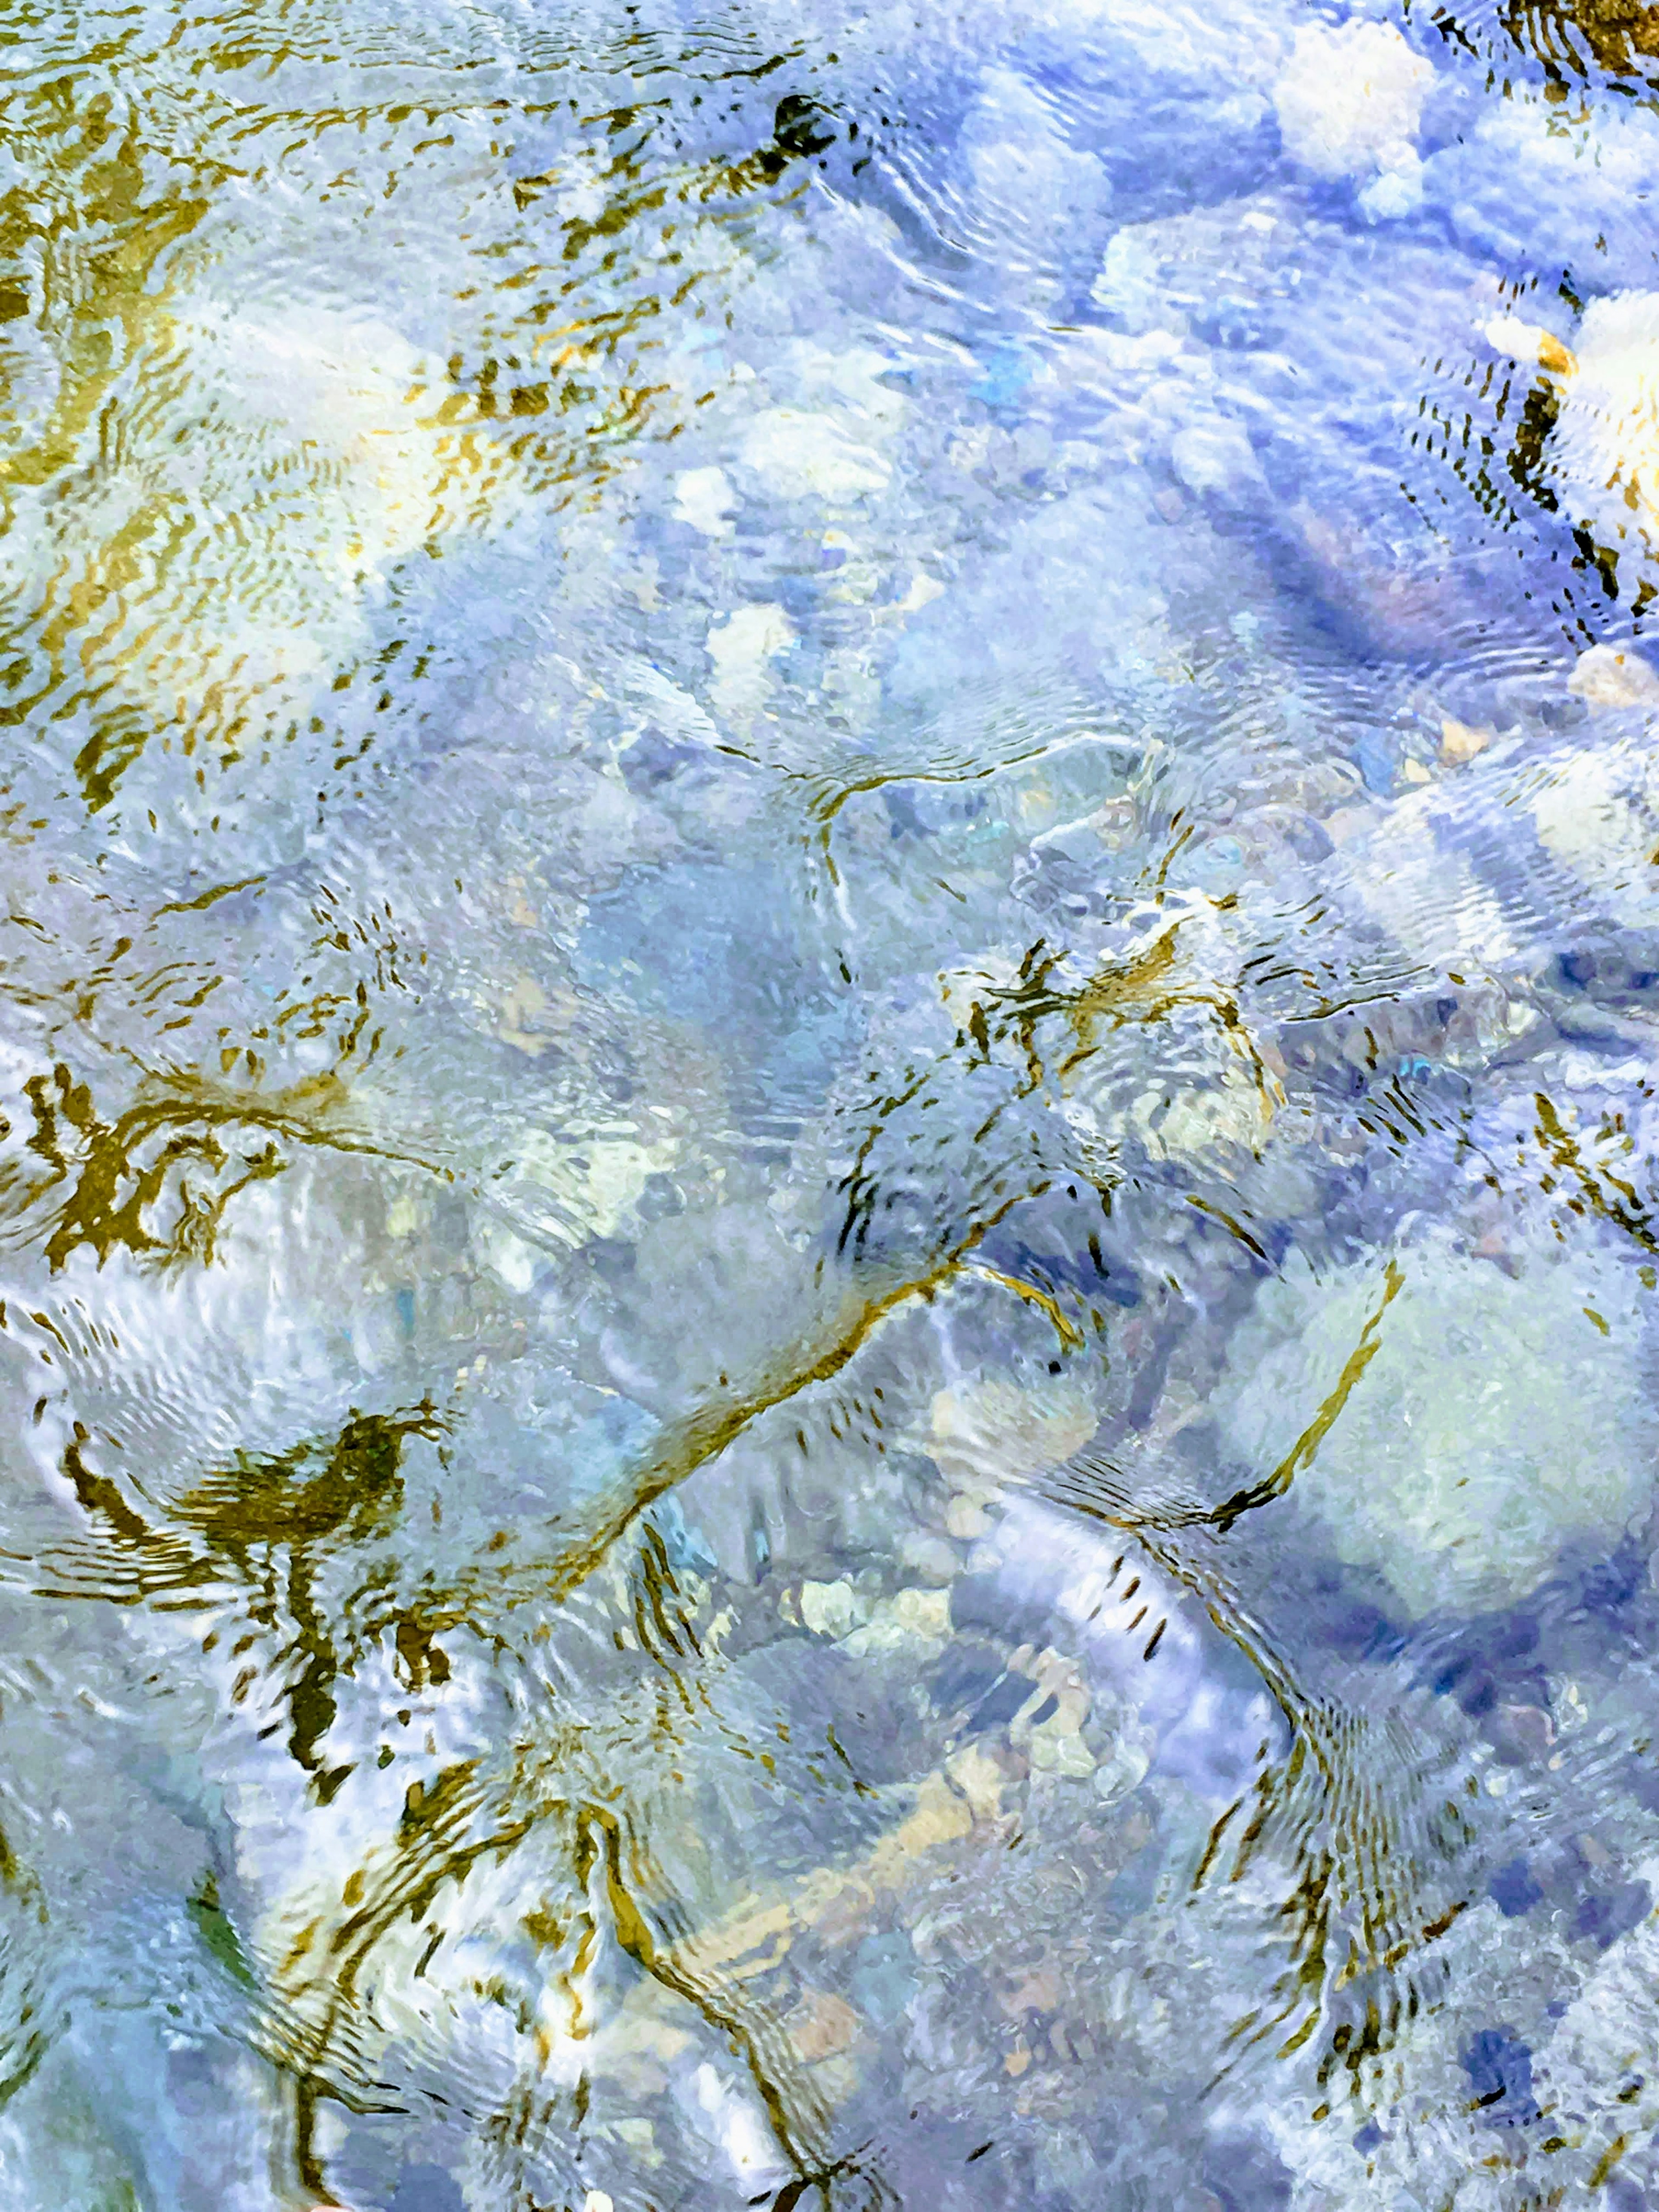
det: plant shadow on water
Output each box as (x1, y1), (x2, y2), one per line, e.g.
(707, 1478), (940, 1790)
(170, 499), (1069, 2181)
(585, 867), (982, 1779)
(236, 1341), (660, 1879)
(6, 0), (1659, 2206)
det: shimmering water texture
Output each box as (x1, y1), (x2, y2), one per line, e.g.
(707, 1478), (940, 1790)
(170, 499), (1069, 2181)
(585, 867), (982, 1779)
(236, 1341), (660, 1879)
(9, 0), (1659, 2206)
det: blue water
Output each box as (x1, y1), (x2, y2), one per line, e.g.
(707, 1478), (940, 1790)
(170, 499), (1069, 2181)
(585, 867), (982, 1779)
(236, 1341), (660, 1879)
(3, 0), (1659, 2204)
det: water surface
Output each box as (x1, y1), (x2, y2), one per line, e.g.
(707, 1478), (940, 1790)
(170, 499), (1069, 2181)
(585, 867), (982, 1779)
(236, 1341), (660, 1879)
(4, 0), (1659, 2205)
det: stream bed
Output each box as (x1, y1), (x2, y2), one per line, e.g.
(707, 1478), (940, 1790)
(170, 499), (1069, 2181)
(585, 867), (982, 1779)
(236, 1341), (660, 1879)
(4, 0), (1659, 2205)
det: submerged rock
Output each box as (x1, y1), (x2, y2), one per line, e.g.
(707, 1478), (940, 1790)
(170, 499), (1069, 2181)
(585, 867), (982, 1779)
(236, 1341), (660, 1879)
(1570, 643), (1659, 709)
(1214, 1226), (1658, 1615)
(1273, 20), (1433, 185)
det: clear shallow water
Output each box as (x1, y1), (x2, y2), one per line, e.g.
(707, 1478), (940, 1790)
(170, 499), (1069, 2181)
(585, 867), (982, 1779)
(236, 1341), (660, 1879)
(3, 0), (1659, 2204)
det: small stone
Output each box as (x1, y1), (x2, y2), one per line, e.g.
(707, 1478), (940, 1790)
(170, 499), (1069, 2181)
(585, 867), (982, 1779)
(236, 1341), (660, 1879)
(1440, 715), (1495, 764)
(1092, 1738), (1151, 1805)
(1484, 315), (1578, 379)
(1546, 292), (1659, 546)
(1358, 153), (1423, 223)
(785, 1987), (862, 2062)
(945, 1742), (1007, 1822)
(881, 1773), (975, 1863)
(899, 1532), (960, 1582)
(1170, 420), (1262, 500)
(1568, 644), (1659, 709)
(798, 1579), (865, 1638)
(946, 1495), (992, 1540)
(706, 601), (794, 724)
(1322, 803), (1375, 845)
(890, 1586), (952, 1640)
(1492, 1703), (1555, 1766)
(1274, 21), (1433, 182)
(385, 1191), (426, 1239)
(841, 1584), (952, 1655)
(1028, 1721), (1097, 1779)
(923, 1377), (1099, 1489)
(671, 465), (737, 539)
